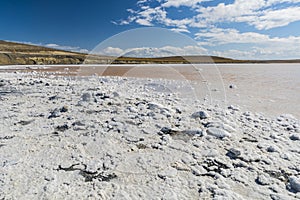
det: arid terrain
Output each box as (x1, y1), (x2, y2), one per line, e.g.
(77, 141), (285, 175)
(0, 72), (299, 199)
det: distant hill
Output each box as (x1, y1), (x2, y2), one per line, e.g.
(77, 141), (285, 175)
(0, 40), (299, 65)
(110, 55), (239, 64)
(0, 40), (91, 65)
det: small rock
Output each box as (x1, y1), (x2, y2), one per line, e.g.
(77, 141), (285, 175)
(100, 94), (110, 100)
(229, 84), (237, 89)
(158, 167), (177, 179)
(72, 121), (85, 126)
(286, 126), (294, 131)
(48, 108), (60, 119)
(175, 108), (182, 114)
(147, 102), (162, 110)
(289, 176), (300, 193)
(201, 149), (219, 157)
(243, 111), (251, 116)
(226, 148), (241, 159)
(223, 124), (236, 133)
(256, 174), (272, 185)
(267, 146), (277, 153)
(18, 119), (34, 126)
(191, 166), (206, 176)
(183, 129), (204, 136)
(171, 162), (190, 172)
(160, 109), (172, 118)
(206, 128), (231, 139)
(60, 106), (68, 113)
(205, 121), (222, 128)
(228, 105), (239, 111)
(55, 124), (69, 132)
(192, 111), (210, 120)
(262, 126), (271, 131)
(127, 106), (138, 113)
(290, 134), (300, 141)
(160, 127), (179, 135)
(48, 95), (58, 100)
(280, 153), (290, 160)
(270, 194), (293, 200)
(112, 92), (120, 98)
(81, 92), (91, 102)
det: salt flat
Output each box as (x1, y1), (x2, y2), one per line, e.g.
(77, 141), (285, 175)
(1, 63), (299, 118)
(0, 64), (300, 199)
(216, 64), (300, 119)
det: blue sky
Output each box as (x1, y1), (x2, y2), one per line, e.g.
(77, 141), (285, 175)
(0, 0), (137, 52)
(1, 0), (300, 59)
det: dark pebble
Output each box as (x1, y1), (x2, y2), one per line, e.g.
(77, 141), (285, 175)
(55, 124), (69, 132)
(226, 148), (241, 159)
(60, 106), (68, 113)
(18, 120), (35, 126)
(290, 134), (300, 141)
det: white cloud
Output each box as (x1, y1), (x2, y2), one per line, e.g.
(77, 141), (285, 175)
(117, 0), (300, 59)
(196, 28), (300, 46)
(212, 44), (300, 60)
(266, 0), (300, 6)
(161, 0), (210, 8)
(212, 49), (256, 60)
(124, 0), (300, 30)
(160, 45), (208, 55)
(195, 0), (300, 30)
(171, 28), (190, 33)
(197, 28), (300, 59)
(97, 45), (208, 57)
(248, 6), (300, 30)
(195, 27), (300, 59)
(195, 28), (270, 45)
(123, 5), (194, 29)
(197, 0), (265, 21)
(96, 43), (300, 60)
(98, 47), (124, 56)
(45, 43), (89, 53)
(137, 0), (148, 5)
(45, 43), (60, 48)
(136, 18), (153, 26)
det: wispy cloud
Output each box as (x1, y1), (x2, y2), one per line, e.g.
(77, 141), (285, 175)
(44, 43), (89, 53)
(171, 28), (191, 33)
(7, 40), (89, 53)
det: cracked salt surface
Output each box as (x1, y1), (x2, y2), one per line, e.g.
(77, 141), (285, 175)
(0, 72), (300, 199)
